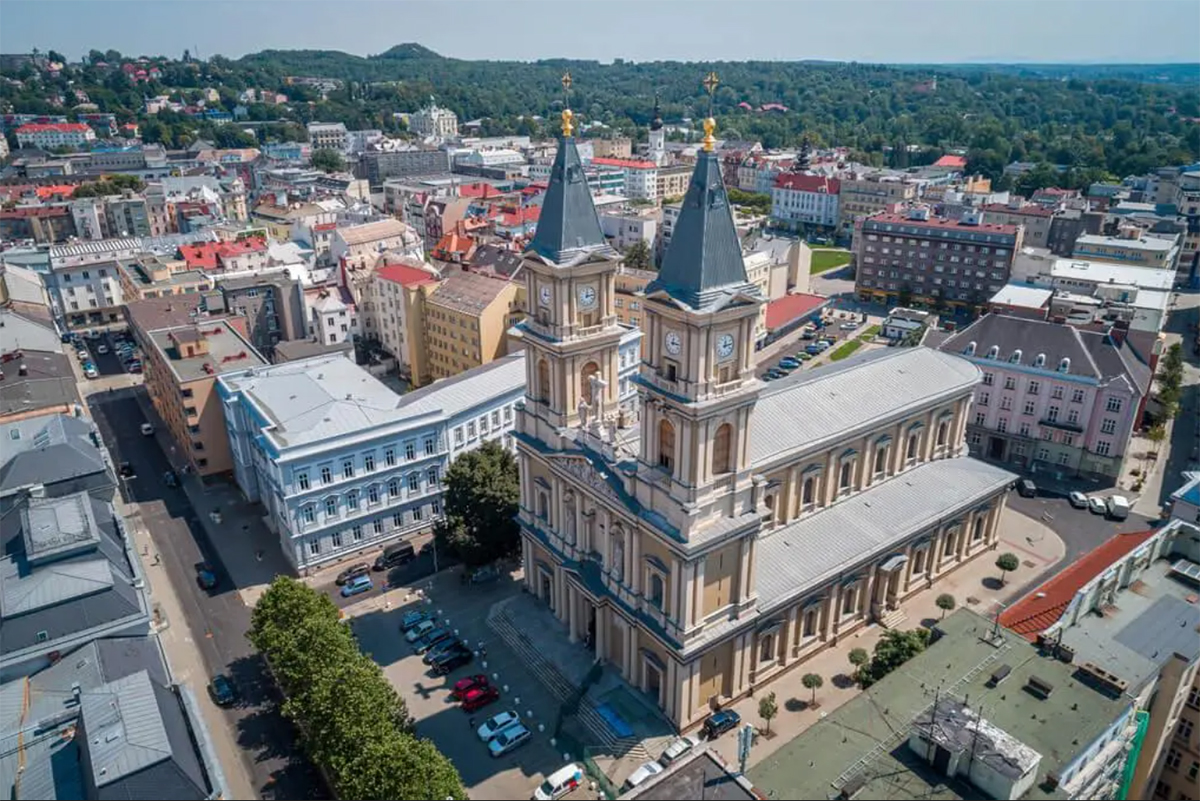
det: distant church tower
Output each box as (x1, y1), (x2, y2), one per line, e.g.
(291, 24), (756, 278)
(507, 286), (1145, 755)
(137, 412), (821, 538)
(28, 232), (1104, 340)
(648, 94), (666, 167)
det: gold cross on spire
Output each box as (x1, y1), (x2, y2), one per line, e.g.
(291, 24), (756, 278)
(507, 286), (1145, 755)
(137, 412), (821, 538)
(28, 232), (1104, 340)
(561, 70), (574, 137)
(702, 71), (719, 152)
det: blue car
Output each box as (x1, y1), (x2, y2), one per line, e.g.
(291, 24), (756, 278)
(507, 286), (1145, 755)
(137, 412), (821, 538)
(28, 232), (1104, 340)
(779, 357), (801, 370)
(340, 574), (373, 597)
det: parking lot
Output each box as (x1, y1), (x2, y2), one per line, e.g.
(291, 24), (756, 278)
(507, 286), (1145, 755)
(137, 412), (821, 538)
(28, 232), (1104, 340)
(68, 328), (143, 380)
(756, 311), (881, 380)
(347, 570), (593, 800)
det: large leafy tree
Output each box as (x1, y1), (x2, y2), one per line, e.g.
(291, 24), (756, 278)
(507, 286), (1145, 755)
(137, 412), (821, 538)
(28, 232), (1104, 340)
(249, 577), (466, 800)
(435, 440), (520, 567)
(622, 239), (654, 271)
(311, 148), (346, 173)
(861, 627), (931, 687)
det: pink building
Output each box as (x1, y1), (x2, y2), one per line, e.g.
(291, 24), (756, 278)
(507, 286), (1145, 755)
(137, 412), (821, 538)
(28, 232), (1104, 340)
(939, 314), (1151, 484)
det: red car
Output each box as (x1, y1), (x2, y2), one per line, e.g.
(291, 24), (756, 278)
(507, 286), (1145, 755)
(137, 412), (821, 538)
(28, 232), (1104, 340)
(461, 685), (501, 713)
(451, 674), (489, 701)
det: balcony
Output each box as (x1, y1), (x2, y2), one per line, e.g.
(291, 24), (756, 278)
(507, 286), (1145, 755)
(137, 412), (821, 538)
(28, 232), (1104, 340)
(710, 377), (744, 398)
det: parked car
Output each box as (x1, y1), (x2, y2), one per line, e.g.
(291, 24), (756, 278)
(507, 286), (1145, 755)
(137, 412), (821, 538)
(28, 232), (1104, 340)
(1015, 479), (1037, 498)
(839, 322), (858, 330)
(467, 564), (500, 584)
(460, 685), (501, 713)
(195, 562), (217, 590)
(800, 329), (817, 340)
(1106, 495), (1131, 520)
(125, 361), (143, 373)
(1068, 491), (1088, 509)
(779, 357), (801, 370)
(118, 461), (136, 479)
(208, 674), (237, 706)
(533, 764), (585, 800)
(761, 373), (777, 382)
(805, 344), (824, 355)
(797, 351), (813, 361)
(414, 629), (454, 655)
(430, 643), (474, 674)
(405, 619), (437, 643)
(621, 761), (664, 793)
(83, 365), (99, 379)
(423, 637), (464, 664)
(335, 562), (371, 586)
(374, 541), (415, 571)
(701, 709), (741, 740)
(487, 722), (531, 757)
(476, 710), (521, 741)
(399, 609), (432, 632)
(450, 674), (490, 700)
(163, 470), (178, 488)
(658, 734), (702, 767)
(76, 349), (89, 361)
(140, 422), (154, 436)
(339, 574), (373, 598)
(1087, 496), (1108, 515)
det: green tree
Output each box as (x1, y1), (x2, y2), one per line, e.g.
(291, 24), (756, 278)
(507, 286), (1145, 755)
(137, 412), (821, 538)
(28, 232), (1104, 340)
(995, 552), (1020, 586)
(861, 628), (931, 687)
(758, 691), (779, 735)
(47, 50), (66, 65)
(848, 647), (869, 685)
(311, 147), (346, 173)
(249, 577), (466, 800)
(434, 440), (520, 567)
(801, 673), (824, 708)
(622, 239), (654, 271)
(936, 593), (957, 619)
(213, 124), (257, 149)
(1147, 423), (1167, 456)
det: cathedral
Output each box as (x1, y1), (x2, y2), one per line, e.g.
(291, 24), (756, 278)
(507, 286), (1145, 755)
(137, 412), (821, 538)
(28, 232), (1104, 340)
(510, 93), (1015, 730)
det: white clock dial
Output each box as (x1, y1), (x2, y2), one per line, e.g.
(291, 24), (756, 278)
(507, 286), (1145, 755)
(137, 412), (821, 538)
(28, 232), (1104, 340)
(716, 333), (735, 361)
(539, 285), (552, 306)
(578, 285), (597, 309)
(664, 331), (682, 356)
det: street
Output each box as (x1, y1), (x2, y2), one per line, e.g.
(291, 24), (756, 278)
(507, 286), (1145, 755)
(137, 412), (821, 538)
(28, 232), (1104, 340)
(87, 390), (324, 800)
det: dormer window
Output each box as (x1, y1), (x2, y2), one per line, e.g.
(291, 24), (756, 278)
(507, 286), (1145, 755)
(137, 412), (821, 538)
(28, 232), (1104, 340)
(1058, 357), (1071, 373)
(986, 345), (1000, 360)
(1009, 349), (1022, 364)
(1034, 353), (1046, 368)
(963, 341), (977, 356)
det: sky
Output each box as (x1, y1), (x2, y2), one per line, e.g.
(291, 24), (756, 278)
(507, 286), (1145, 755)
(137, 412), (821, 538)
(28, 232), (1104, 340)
(3, 0), (1199, 64)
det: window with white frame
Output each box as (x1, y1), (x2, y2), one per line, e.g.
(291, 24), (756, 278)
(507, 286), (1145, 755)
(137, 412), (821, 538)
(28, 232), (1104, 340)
(1071, 389), (1085, 403)
(393, 512), (403, 528)
(425, 437), (436, 455)
(320, 466), (332, 484)
(364, 453), (375, 471)
(308, 540), (320, 556)
(1095, 441), (1112, 456)
(841, 584), (856, 616)
(367, 485), (379, 504)
(331, 531), (343, 548)
(373, 519), (384, 534)
(1106, 397), (1122, 413)
(1100, 418), (1117, 434)
(324, 497), (337, 517)
(385, 447), (396, 466)
(408, 473), (420, 492)
(387, 478), (400, 497)
(405, 442), (416, 460)
(352, 525), (363, 541)
(297, 472), (310, 490)
(427, 467), (439, 485)
(301, 505), (315, 524)
(455, 427), (464, 445)
(342, 460), (354, 479)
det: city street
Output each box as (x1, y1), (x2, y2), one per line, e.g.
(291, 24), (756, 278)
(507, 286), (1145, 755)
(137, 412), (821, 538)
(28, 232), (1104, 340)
(87, 390), (324, 800)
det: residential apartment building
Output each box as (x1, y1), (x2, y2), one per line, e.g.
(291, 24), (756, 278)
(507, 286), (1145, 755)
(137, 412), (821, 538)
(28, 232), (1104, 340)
(771, 173), (840, 229)
(599, 209), (659, 253)
(105, 192), (156, 237)
(509, 122), (1014, 731)
(752, 607), (1142, 801)
(15, 122), (96, 149)
(1047, 207), (1105, 256)
(613, 267), (656, 334)
(592, 156), (659, 200)
(978, 201), (1054, 248)
(998, 518), (1200, 801)
(1074, 229), (1180, 270)
(590, 137), (632, 159)
(308, 286), (359, 346)
(218, 353), (524, 571)
(132, 313), (267, 477)
(370, 261), (441, 383)
(940, 314), (1150, 482)
(116, 253), (212, 300)
(0, 266), (80, 423)
(837, 170), (918, 231)
(362, 146), (452, 185)
(307, 121), (349, 151)
(408, 101), (458, 139)
(656, 164), (692, 200)
(330, 218), (424, 271)
(424, 271), (518, 380)
(0, 205), (75, 244)
(215, 271), (308, 354)
(854, 209), (1024, 309)
(251, 199), (335, 243)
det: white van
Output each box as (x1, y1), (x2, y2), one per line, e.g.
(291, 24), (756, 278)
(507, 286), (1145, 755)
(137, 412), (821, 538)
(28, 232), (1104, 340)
(1106, 495), (1131, 520)
(532, 763), (584, 800)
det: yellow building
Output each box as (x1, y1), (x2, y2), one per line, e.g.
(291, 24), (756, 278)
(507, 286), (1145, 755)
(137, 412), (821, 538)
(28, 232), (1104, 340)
(424, 271), (519, 381)
(656, 165), (692, 201)
(511, 105), (1015, 731)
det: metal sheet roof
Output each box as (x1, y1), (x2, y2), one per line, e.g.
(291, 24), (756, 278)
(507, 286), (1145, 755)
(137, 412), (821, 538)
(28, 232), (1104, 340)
(81, 671), (172, 788)
(755, 457), (1015, 610)
(750, 348), (980, 468)
(526, 135), (615, 265)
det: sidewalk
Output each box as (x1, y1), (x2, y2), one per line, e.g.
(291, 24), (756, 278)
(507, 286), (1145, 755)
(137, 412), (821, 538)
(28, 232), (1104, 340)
(706, 507), (1065, 770)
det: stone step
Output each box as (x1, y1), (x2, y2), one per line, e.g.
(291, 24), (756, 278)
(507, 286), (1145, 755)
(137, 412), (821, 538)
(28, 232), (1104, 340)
(878, 608), (908, 630)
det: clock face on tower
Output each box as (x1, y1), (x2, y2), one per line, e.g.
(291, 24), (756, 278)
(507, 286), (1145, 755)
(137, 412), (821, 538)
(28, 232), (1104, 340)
(539, 285), (552, 307)
(578, 285), (597, 309)
(664, 331), (682, 356)
(716, 333), (735, 361)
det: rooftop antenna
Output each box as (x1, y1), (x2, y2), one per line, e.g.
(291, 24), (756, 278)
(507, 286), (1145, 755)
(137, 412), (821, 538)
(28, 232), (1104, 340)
(702, 71), (719, 152)
(560, 71), (573, 138)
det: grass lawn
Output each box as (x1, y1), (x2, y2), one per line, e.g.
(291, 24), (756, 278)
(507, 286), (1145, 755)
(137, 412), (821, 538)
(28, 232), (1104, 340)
(810, 248), (852, 275)
(862, 324), (881, 338)
(829, 339), (863, 361)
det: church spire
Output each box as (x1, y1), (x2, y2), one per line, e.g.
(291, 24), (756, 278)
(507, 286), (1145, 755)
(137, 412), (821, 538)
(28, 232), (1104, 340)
(650, 92), (663, 132)
(525, 71), (613, 265)
(646, 72), (757, 310)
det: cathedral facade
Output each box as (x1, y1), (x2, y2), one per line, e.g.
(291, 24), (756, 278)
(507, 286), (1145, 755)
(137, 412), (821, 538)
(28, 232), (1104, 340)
(511, 106), (1016, 730)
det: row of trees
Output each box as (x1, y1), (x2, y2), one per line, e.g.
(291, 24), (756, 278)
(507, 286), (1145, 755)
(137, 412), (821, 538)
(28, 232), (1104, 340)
(1157, 342), (1185, 420)
(248, 577), (466, 800)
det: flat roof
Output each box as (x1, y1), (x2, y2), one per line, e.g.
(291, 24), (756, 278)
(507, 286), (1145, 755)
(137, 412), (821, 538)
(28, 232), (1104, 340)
(990, 283), (1054, 308)
(1049, 258), (1175, 290)
(147, 319), (267, 383)
(1075, 233), (1174, 253)
(748, 609), (1131, 801)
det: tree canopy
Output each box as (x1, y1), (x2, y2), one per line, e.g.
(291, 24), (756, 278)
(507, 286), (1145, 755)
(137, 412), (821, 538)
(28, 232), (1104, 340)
(859, 627), (932, 688)
(433, 440), (520, 567)
(311, 147), (346, 173)
(249, 577), (466, 800)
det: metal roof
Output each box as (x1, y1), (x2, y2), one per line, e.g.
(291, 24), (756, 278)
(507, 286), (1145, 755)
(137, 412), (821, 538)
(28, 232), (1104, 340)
(755, 457), (1015, 610)
(525, 135), (615, 265)
(81, 670), (172, 788)
(0, 415), (108, 494)
(22, 492), (101, 561)
(648, 150), (756, 310)
(750, 348), (980, 468)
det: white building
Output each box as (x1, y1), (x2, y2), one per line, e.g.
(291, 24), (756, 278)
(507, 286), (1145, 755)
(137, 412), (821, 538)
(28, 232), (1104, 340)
(771, 173), (840, 229)
(599, 210), (659, 254)
(217, 353), (526, 570)
(456, 148), (524, 169)
(882, 307), (937, 340)
(15, 123), (96, 150)
(307, 122), (349, 152)
(409, 100), (459, 140)
(330, 218), (424, 272)
(345, 129), (383, 154)
(308, 287), (358, 346)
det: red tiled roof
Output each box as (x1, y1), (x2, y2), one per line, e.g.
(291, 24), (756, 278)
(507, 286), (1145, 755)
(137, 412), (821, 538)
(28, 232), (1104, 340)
(312, 222), (337, 231)
(178, 243), (220, 270)
(933, 155), (967, 168)
(459, 182), (506, 199)
(765, 293), (825, 330)
(497, 206), (540, 227)
(592, 156), (657, 170)
(865, 213), (1022, 235)
(15, 123), (91, 134)
(774, 173), (840, 194)
(217, 237), (267, 257)
(999, 529), (1157, 641)
(376, 263), (439, 288)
